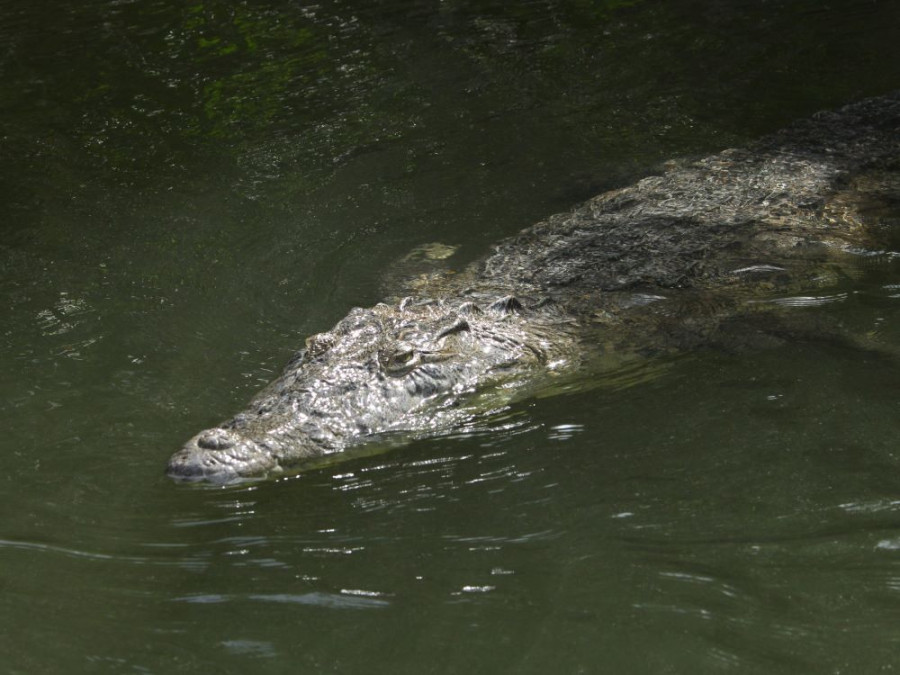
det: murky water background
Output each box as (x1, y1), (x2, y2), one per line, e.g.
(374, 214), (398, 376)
(3, 0), (900, 672)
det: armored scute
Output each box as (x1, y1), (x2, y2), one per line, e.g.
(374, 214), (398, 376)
(167, 91), (900, 483)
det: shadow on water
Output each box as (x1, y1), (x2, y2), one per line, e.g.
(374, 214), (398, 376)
(3, 0), (900, 672)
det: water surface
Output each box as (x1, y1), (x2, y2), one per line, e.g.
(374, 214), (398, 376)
(3, 0), (900, 672)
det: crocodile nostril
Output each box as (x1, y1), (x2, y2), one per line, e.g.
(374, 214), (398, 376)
(196, 430), (235, 450)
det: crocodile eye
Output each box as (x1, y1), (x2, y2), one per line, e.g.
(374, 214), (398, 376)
(394, 350), (415, 365)
(379, 348), (420, 376)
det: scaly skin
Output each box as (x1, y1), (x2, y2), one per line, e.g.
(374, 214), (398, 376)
(167, 296), (580, 482)
(167, 91), (900, 483)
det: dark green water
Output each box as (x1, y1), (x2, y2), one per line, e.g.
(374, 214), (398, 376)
(3, 0), (900, 672)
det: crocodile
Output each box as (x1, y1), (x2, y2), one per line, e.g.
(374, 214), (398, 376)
(166, 91), (900, 484)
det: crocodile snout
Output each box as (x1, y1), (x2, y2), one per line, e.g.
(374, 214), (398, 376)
(196, 428), (238, 450)
(166, 428), (279, 483)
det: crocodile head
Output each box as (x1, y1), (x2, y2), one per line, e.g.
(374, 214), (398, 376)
(166, 295), (575, 483)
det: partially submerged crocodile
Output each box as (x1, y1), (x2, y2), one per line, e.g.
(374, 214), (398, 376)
(167, 91), (900, 484)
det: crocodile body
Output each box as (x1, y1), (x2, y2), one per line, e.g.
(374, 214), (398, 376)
(167, 91), (900, 483)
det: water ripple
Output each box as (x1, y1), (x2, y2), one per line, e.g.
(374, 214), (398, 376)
(173, 591), (390, 609)
(0, 537), (203, 568)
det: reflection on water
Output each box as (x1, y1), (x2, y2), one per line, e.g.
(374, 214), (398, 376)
(175, 592), (391, 609)
(6, 336), (900, 672)
(3, 0), (900, 672)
